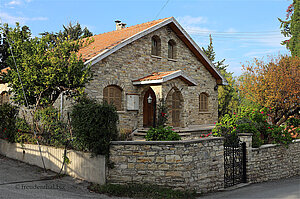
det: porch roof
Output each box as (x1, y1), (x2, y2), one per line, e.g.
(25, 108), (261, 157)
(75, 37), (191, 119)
(132, 70), (197, 86)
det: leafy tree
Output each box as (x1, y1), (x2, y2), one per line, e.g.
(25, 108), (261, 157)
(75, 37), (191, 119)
(239, 55), (300, 126)
(1, 22), (92, 109)
(279, 0), (299, 56)
(202, 35), (239, 119)
(202, 35), (228, 71)
(40, 22), (93, 42)
(0, 23), (31, 70)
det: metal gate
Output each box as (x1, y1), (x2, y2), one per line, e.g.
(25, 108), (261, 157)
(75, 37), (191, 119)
(224, 138), (247, 188)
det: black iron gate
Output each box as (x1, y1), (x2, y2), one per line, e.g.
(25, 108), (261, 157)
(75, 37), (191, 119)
(224, 138), (247, 188)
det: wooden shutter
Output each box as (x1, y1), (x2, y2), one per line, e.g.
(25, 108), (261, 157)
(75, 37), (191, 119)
(200, 93), (208, 112)
(103, 86), (122, 111)
(168, 42), (173, 59)
(152, 38), (157, 56)
(172, 91), (181, 127)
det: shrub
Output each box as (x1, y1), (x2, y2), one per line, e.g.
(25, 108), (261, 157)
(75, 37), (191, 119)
(157, 99), (168, 127)
(0, 103), (18, 142)
(145, 126), (181, 141)
(15, 117), (37, 145)
(70, 97), (119, 156)
(34, 106), (68, 147)
(213, 106), (293, 147)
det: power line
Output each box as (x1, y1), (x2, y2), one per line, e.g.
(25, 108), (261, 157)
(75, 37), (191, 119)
(155, 0), (170, 19)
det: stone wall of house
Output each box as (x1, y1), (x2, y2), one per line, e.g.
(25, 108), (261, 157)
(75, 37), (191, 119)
(108, 137), (224, 193)
(247, 140), (300, 183)
(85, 25), (219, 131)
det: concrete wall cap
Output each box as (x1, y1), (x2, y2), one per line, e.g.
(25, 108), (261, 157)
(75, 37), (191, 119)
(111, 137), (224, 145)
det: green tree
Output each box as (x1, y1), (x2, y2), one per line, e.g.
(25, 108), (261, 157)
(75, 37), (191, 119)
(279, 0), (299, 56)
(0, 23), (31, 70)
(40, 22), (93, 42)
(1, 22), (92, 109)
(202, 35), (239, 119)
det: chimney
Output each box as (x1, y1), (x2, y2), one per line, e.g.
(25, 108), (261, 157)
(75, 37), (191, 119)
(115, 20), (126, 30)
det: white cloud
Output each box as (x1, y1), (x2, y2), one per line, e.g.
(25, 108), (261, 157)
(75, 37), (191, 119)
(0, 12), (48, 25)
(177, 16), (208, 25)
(7, 0), (22, 6)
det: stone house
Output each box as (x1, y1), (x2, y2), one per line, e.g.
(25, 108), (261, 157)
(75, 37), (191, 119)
(74, 17), (227, 133)
(1, 17), (227, 134)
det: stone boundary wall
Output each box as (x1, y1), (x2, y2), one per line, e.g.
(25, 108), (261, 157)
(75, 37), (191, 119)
(0, 139), (106, 185)
(247, 139), (300, 183)
(108, 137), (224, 193)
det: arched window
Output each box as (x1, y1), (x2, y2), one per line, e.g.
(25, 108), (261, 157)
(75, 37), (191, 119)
(199, 93), (208, 112)
(151, 36), (161, 56)
(168, 40), (176, 59)
(103, 85), (122, 111)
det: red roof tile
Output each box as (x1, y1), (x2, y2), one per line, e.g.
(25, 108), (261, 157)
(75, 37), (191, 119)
(133, 70), (180, 82)
(78, 17), (171, 61)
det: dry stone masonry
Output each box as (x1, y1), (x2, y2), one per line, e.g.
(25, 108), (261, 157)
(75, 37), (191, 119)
(108, 137), (224, 193)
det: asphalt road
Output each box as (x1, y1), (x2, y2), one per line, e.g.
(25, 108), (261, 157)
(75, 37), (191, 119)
(199, 176), (300, 199)
(0, 154), (129, 199)
(1, 154), (299, 199)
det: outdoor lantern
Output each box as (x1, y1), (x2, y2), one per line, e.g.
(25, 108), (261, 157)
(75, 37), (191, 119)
(147, 95), (152, 104)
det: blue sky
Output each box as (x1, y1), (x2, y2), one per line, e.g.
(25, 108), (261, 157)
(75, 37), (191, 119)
(0, 0), (291, 76)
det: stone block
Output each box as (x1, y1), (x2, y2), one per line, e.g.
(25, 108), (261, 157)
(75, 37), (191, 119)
(166, 155), (182, 163)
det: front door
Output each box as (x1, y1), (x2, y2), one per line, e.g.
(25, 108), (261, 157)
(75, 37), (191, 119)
(143, 88), (156, 127)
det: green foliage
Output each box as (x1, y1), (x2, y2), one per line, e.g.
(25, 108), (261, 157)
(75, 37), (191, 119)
(89, 183), (198, 199)
(34, 106), (68, 147)
(41, 22), (93, 41)
(157, 99), (168, 127)
(70, 98), (119, 156)
(218, 70), (240, 119)
(1, 22), (92, 108)
(201, 35), (240, 120)
(286, 116), (300, 127)
(279, 0), (300, 56)
(0, 103), (18, 142)
(146, 126), (181, 141)
(15, 117), (36, 145)
(213, 106), (293, 147)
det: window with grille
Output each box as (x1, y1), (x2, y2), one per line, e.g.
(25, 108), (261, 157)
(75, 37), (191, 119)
(151, 36), (161, 56)
(103, 85), (122, 111)
(199, 93), (208, 112)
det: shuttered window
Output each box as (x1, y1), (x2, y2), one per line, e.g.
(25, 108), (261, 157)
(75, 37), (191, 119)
(168, 40), (176, 59)
(199, 93), (208, 112)
(151, 36), (161, 56)
(103, 85), (122, 111)
(172, 91), (181, 127)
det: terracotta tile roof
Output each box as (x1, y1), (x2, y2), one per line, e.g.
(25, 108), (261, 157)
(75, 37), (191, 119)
(133, 70), (180, 82)
(78, 17), (172, 61)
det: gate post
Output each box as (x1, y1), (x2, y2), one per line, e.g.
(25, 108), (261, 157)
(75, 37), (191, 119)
(238, 133), (253, 183)
(238, 133), (253, 149)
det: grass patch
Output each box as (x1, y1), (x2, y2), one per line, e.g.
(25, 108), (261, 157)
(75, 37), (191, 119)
(88, 183), (199, 199)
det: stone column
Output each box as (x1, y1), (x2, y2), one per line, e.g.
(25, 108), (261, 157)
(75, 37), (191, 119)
(238, 133), (253, 149)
